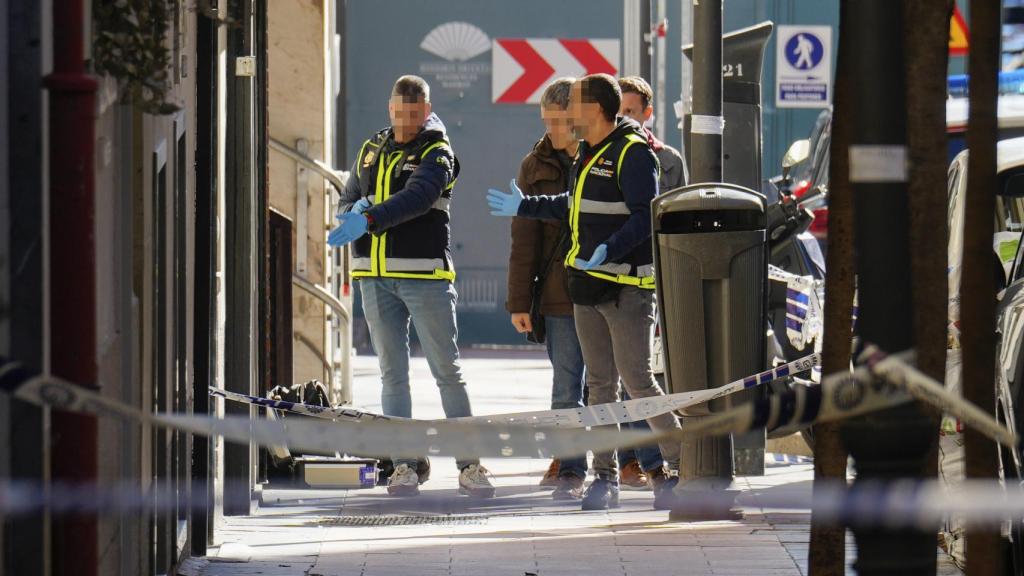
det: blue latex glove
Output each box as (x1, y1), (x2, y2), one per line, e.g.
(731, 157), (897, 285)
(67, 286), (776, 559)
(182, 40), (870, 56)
(574, 244), (608, 271)
(351, 198), (372, 214)
(487, 179), (524, 217)
(328, 212), (369, 247)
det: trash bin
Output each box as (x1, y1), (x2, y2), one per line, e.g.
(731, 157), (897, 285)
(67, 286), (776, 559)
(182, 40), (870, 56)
(652, 183), (767, 485)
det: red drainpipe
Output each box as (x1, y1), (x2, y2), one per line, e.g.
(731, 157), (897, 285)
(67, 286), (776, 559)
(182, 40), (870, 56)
(44, 0), (99, 574)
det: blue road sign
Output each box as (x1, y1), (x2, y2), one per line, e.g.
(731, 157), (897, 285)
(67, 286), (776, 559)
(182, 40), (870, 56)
(784, 32), (824, 70)
(776, 25), (832, 109)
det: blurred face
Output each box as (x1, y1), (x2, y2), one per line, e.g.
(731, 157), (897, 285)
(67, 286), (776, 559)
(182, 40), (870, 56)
(569, 83), (605, 143)
(541, 104), (576, 151)
(388, 95), (431, 143)
(619, 92), (652, 124)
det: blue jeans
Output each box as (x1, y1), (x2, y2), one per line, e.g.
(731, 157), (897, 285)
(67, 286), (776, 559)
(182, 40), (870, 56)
(617, 390), (665, 472)
(544, 315), (588, 480)
(359, 278), (476, 470)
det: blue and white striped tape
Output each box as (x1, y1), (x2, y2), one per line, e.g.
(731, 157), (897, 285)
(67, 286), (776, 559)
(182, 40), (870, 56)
(213, 353), (821, 428)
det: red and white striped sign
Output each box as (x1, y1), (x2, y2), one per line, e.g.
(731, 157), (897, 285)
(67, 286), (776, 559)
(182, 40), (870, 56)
(492, 38), (620, 104)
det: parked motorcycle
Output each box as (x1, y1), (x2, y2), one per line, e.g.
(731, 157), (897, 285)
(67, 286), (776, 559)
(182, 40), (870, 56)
(766, 139), (827, 366)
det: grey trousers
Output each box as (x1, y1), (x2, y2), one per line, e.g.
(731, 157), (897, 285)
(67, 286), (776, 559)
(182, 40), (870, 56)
(574, 287), (682, 481)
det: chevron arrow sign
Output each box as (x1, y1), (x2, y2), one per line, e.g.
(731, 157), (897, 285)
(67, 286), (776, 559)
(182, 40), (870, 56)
(492, 38), (620, 104)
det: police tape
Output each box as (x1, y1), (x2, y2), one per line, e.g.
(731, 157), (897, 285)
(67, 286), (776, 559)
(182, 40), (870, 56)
(661, 346), (1018, 456)
(0, 356), (658, 460)
(736, 478), (1024, 528)
(0, 346), (1016, 467)
(4, 350), (1024, 526)
(2, 476), (1023, 527)
(861, 346), (1019, 449)
(768, 264), (825, 353)
(210, 353), (821, 428)
(658, 357), (909, 443)
(768, 264), (822, 293)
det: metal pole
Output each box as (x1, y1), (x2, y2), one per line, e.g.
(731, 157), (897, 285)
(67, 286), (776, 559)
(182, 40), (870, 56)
(8, 0), (48, 572)
(623, 0), (641, 77)
(223, 0), (258, 517)
(841, 1), (936, 573)
(45, 0), (99, 573)
(679, 0), (693, 153)
(809, 4), (853, 573)
(655, 0), (667, 138)
(962, 0), (1002, 573)
(640, 0), (652, 81)
(673, 0), (733, 495)
(689, 0), (722, 184)
(191, 3), (220, 554)
(903, 0), (952, 539)
(295, 139), (310, 278)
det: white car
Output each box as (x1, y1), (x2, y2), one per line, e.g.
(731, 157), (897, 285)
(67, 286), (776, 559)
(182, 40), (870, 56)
(941, 135), (1024, 571)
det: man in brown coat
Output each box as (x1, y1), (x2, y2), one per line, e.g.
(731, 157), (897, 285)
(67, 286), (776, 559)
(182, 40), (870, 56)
(505, 78), (587, 500)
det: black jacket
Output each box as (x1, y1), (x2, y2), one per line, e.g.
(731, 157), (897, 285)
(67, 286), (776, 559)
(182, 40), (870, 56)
(519, 117), (659, 274)
(340, 113), (459, 280)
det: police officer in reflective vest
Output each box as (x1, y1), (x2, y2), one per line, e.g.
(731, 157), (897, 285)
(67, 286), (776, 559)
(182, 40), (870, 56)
(330, 75), (494, 499)
(488, 74), (683, 511)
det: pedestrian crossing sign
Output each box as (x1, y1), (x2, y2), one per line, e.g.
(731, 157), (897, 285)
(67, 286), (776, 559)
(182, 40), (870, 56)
(775, 25), (832, 109)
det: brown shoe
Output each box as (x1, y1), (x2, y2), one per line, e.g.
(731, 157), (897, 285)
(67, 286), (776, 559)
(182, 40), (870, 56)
(620, 460), (650, 491)
(552, 474), (585, 500)
(539, 459), (561, 489)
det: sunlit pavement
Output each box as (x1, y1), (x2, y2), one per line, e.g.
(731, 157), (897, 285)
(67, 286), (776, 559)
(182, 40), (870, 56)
(187, 353), (962, 576)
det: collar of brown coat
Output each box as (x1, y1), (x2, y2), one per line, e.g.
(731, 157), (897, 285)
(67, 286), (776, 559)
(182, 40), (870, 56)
(520, 135), (571, 188)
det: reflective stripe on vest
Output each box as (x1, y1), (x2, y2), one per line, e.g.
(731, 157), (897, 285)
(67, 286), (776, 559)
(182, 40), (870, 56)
(357, 140), (456, 282)
(432, 197), (451, 212)
(565, 134), (654, 289)
(565, 141), (615, 267)
(591, 262), (631, 275)
(352, 257), (448, 273)
(587, 263), (655, 286)
(578, 198), (630, 215)
(583, 271), (657, 288)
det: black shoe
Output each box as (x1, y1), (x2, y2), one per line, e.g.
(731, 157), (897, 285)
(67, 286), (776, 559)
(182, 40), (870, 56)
(652, 475), (680, 510)
(552, 474), (585, 500)
(581, 478), (620, 510)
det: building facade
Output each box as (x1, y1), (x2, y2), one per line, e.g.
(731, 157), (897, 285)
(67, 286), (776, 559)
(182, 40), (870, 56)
(0, 1), (347, 574)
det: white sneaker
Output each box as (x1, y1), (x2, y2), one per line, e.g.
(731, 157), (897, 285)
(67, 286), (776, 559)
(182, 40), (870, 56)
(458, 464), (495, 498)
(387, 463), (420, 496)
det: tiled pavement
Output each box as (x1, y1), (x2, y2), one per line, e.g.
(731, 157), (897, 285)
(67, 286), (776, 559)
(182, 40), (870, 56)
(188, 353), (963, 576)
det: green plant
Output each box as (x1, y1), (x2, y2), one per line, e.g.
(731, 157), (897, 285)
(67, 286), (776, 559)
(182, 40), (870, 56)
(93, 0), (179, 115)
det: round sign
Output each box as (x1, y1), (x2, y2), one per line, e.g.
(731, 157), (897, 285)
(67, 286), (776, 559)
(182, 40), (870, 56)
(784, 32), (824, 71)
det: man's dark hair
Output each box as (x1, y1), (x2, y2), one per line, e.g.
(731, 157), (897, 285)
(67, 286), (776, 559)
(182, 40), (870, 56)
(578, 73), (621, 122)
(392, 75), (430, 103)
(618, 76), (653, 110)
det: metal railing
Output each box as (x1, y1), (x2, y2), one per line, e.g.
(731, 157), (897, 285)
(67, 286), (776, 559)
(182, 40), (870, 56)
(270, 137), (353, 405)
(292, 274), (349, 322)
(269, 137), (346, 193)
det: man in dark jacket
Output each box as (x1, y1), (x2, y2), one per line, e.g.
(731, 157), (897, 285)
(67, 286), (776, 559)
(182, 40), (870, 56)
(329, 75), (493, 499)
(488, 74), (682, 512)
(506, 78), (587, 500)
